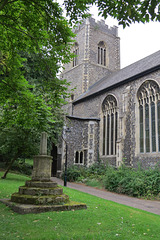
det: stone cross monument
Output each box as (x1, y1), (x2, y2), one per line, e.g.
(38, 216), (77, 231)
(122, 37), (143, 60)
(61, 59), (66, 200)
(0, 132), (87, 214)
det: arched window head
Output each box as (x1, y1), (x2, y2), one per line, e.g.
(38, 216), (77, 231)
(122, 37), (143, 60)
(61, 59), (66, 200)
(137, 80), (160, 153)
(137, 80), (159, 103)
(98, 41), (107, 66)
(73, 42), (79, 67)
(102, 95), (118, 156)
(102, 95), (117, 112)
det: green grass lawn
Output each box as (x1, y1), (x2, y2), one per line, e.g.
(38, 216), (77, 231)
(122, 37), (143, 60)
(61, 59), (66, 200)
(0, 172), (160, 240)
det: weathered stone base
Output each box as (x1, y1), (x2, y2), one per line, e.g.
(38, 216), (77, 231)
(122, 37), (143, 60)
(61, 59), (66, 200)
(11, 192), (69, 205)
(0, 199), (87, 214)
(0, 179), (87, 214)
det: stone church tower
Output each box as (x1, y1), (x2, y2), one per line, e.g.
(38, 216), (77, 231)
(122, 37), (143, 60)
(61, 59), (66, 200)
(62, 17), (120, 115)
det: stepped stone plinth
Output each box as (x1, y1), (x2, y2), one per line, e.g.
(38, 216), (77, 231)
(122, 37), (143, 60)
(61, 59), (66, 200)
(0, 132), (87, 214)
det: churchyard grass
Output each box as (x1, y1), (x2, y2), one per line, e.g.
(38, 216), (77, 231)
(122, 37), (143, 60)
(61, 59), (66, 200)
(0, 172), (160, 240)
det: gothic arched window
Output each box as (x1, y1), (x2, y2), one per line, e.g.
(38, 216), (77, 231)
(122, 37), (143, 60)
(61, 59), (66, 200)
(98, 41), (106, 66)
(102, 95), (118, 156)
(73, 42), (79, 67)
(137, 80), (160, 153)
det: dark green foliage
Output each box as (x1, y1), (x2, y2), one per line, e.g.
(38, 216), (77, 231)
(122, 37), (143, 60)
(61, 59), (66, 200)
(63, 162), (106, 182)
(62, 166), (87, 182)
(104, 164), (160, 198)
(87, 162), (106, 176)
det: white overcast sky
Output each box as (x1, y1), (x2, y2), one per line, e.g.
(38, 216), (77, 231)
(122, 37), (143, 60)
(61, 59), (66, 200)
(58, 1), (160, 69)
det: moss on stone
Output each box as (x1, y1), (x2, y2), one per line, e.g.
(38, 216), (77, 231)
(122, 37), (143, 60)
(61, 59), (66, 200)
(11, 192), (69, 205)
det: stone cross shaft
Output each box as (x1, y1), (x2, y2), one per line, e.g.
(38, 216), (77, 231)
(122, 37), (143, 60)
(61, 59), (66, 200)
(40, 132), (47, 155)
(32, 132), (52, 181)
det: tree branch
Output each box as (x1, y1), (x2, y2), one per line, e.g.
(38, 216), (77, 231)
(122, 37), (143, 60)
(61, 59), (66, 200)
(1, 152), (19, 179)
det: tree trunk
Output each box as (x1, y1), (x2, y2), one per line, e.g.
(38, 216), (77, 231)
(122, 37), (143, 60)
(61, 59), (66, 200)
(1, 155), (18, 179)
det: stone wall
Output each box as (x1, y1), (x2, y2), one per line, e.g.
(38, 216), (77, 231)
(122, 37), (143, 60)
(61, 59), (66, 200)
(64, 117), (100, 167)
(72, 70), (160, 168)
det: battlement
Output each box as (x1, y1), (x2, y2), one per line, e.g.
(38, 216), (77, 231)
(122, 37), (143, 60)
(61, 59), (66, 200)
(73, 17), (118, 37)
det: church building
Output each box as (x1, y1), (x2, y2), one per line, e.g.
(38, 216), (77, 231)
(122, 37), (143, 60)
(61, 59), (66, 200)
(53, 17), (160, 176)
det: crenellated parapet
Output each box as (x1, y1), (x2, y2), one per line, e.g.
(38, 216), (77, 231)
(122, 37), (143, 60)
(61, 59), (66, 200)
(73, 17), (118, 37)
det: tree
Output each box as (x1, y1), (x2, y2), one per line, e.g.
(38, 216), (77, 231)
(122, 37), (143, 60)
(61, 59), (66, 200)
(0, 0), (74, 178)
(0, 0), (74, 116)
(64, 0), (160, 27)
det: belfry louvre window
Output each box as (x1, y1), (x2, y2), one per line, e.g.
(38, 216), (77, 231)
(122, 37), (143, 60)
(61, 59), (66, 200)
(73, 42), (79, 67)
(137, 80), (160, 153)
(102, 95), (118, 156)
(98, 41), (106, 66)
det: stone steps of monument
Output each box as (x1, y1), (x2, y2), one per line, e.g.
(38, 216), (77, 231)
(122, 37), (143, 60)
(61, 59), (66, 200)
(11, 193), (69, 205)
(19, 186), (63, 196)
(25, 180), (58, 188)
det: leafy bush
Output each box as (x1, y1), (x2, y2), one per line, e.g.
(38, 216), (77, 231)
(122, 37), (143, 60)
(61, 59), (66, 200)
(87, 162), (106, 175)
(62, 165), (87, 182)
(63, 162), (106, 182)
(104, 164), (160, 198)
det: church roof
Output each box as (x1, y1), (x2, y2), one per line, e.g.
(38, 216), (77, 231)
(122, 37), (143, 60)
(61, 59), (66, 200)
(66, 116), (100, 121)
(74, 50), (160, 104)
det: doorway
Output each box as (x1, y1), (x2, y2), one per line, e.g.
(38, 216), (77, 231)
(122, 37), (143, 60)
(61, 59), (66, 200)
(51, 144), (57, 177)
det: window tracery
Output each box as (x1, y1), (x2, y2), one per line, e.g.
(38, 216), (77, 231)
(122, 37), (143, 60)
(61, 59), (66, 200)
(137, 80), (160, 153)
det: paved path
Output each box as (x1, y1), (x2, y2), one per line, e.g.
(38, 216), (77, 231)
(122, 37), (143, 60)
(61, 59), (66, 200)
(51, 177), (160, 215)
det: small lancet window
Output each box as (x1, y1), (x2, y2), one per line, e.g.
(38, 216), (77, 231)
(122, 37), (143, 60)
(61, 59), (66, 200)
(98, 41), (106, 66)
(75, 151), (79, 163)
(80, 151), (83, 164)
(71, 94), (74, 101)
(73, 42), (79, 67)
